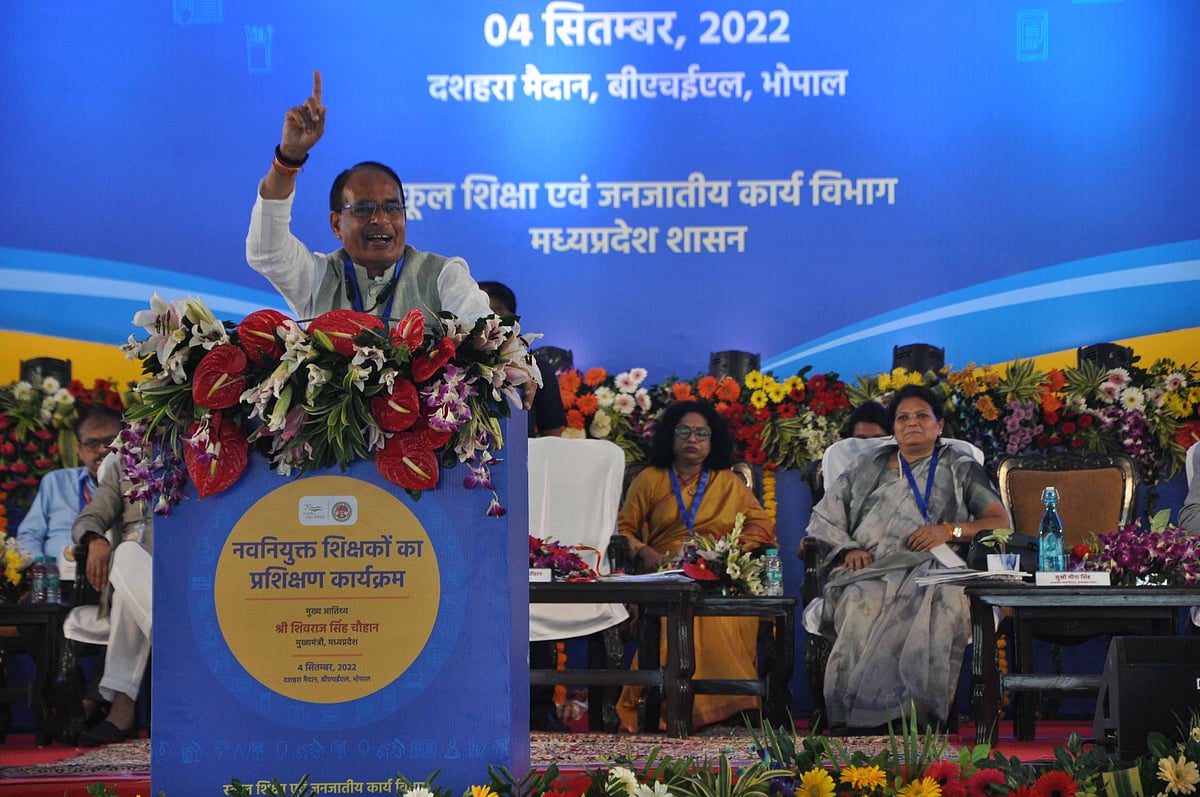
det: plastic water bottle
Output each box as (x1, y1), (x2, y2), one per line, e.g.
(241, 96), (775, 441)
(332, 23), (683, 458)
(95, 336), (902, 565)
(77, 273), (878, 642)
(762, 548), (784, 596)
(44, 558), (62, 605)
(1038, 486), (1065, 572)
(29, 556), (48, 603)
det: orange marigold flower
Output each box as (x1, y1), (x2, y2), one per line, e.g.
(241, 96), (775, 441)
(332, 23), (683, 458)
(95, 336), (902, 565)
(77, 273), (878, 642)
(566, 409), (586, 429)
(715, 377), (741, 401)
(672, 382), (695, 401)
(558, 369), (581, 393)
(696, 375), (719, 399)
(976, 394), (1000, 421)
(559, 388), (577, 409)
(1044, 368), (1066, 392)
(1040, 391), (1063, 414)
(575, 394), (599, 415)
(583, 367), (607, 387)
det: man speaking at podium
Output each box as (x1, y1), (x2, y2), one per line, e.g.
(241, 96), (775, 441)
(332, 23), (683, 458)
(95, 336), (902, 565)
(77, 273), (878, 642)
(246, 71), (538, 410)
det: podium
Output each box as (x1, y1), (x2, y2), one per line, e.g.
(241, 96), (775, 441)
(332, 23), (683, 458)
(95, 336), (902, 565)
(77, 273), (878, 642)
(151, 419), (529, 795)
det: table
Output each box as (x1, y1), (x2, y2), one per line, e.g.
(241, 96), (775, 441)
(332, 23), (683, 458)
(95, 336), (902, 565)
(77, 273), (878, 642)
(965, 582), (1199, 745)
(0, 602), (71, 745)
(529, 580), (699, 737)
(643, 594), (798, 732)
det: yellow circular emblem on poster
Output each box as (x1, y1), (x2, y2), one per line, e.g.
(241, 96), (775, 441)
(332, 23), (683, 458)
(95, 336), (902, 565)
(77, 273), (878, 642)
(214, 476), (440, 703)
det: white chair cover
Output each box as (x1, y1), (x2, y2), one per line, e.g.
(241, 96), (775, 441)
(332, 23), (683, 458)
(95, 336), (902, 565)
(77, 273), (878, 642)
(528, 437), (630, 642)
(821, 435), (985, 493)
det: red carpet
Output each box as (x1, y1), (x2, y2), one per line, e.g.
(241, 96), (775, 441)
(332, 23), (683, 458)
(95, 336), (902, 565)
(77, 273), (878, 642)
(0, 721), (1088, 796)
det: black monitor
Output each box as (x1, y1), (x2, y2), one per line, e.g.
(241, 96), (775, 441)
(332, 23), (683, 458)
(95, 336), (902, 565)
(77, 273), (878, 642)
(1093, 635), (1200, 761)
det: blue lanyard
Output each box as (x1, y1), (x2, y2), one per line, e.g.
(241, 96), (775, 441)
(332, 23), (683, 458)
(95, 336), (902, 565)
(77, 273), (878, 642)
(79, 473), (94, 511)
(670, 469), (710, 533)
(898, 448), (939, 523)
(343, 254), (403, 320)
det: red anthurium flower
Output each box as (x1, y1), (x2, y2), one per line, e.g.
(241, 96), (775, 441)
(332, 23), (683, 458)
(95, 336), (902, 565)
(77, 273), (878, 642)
(191, 345), (248, 410)
(237, 309), (290, 366)
(375, 430), (439, 491)
(683, 560), (720, 581)
(1071, 544), (1091, 561)
(370, 379), (420, 432)
(410, 414), (453, 450)
(411, 336), (456, 382)
(389, 308), (425, 351)
(184, 413), (249, 499)
(307, 309), (386, 356)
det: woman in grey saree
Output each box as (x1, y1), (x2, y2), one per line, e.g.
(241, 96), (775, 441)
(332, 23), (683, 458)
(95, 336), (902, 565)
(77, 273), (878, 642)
(807, 385), (1008, 730)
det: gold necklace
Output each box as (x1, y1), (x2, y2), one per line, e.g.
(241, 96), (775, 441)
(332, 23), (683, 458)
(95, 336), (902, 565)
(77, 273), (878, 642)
(675, 468), (702, 496)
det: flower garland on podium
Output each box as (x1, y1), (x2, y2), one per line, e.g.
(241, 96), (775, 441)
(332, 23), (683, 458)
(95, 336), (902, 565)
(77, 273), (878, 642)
(118, 295), (541, 515)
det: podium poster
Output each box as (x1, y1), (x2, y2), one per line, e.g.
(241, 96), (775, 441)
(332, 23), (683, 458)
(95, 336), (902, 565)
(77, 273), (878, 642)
(151, 426), (529, 796)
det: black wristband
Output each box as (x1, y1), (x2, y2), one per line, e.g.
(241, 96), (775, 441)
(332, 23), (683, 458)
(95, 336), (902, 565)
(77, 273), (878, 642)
(274, 145), (309, 168)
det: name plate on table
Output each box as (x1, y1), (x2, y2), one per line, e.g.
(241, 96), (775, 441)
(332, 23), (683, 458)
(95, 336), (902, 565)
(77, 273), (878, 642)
(1035, 570), (1111, 586)
(529, 567), (553, 582)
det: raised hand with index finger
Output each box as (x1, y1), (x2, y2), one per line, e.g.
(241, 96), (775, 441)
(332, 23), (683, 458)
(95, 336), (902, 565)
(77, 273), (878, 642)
(279, 70), (327, 163)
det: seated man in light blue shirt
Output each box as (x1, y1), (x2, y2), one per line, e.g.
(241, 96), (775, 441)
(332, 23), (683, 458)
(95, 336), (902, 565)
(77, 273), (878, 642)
(17, 404), (123, 597)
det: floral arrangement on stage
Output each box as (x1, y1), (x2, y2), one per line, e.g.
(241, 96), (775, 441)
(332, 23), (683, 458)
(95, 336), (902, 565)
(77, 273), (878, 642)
(529, 535), (599, 581)
(1071, 509), (1200, 585)
(142, 708), (1200, 797)
(558, 366), (658, 462)
(670, 513), (764, 596)
(541, 349), (1200, 524)
(118, 295), (540, 515)
(559, 365), (853, 474)
(668, 369), (852, 471)
(555, 353), (1198, 485)
(5, 339), (1195, 521)
(0, 375), (128, 510)
(0, 507), (32, 603)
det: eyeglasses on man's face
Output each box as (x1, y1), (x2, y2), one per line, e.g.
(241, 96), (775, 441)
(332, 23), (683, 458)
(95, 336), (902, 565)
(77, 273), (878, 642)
(79, 437), (112, 452)
(339, 200), (406, 219)
(674, 425), (712, 440)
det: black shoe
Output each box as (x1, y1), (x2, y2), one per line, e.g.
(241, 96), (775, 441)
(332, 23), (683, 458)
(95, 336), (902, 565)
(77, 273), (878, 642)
(79, 720), (138, 747)
(530, 711), (570, 732)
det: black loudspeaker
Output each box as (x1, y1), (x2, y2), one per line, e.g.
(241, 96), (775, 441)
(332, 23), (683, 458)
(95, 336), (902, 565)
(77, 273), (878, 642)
(1093, 636), (1200, 761)
(891, 343), (944, 374)
(19, 356), (72, 385)
(1077, 342), (1135, 370)
(709, 350), (760, 381)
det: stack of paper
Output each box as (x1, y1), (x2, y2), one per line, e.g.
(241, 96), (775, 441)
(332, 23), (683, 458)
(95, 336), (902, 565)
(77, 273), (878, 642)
(916, 568), (1030, 586)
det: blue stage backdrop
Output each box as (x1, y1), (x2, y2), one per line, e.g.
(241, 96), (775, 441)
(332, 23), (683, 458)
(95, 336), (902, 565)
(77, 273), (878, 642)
(2, 2), (1198, 379)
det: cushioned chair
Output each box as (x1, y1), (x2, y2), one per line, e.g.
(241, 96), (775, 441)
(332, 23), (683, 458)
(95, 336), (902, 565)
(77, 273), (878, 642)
(997, 452), (1137, 551)
(800, 435), (986, 731)
(995, 451), (1142, 740)
(528, 437), (629, 731)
